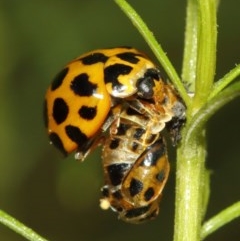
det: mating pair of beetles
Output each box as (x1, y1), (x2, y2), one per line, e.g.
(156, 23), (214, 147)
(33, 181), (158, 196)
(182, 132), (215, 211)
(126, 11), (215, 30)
(44, 47), (186, 224)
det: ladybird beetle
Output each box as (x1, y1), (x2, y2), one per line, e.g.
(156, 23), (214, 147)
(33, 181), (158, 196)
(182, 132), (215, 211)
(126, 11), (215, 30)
(44, 47), (174, 159)
(99, 84), (184, 223)
(100, 108), (170, 223)
(44, 47), (185, 223)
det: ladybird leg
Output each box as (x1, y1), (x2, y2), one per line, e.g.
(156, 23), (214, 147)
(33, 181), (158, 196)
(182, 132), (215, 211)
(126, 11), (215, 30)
(108, 104), (164, 152)
(122, 100), (173, 134)
(125, 98), (166, 119)
(101, 104), (122, 132)
(121, 137), (170, 207)
(75, 134), (106, 161)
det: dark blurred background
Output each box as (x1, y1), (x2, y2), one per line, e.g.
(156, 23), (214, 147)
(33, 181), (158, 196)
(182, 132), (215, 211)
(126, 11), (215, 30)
(0, 0), (239, 240)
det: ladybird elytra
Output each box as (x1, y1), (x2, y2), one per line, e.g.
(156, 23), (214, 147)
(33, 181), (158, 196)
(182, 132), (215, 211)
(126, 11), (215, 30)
(45, 54), (112, 154)
(121, 138), (170, 206)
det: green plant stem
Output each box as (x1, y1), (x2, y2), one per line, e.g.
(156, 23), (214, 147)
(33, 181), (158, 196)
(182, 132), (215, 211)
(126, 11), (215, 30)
(201, 202), (240, 240)
(185, 81), (240, 144)
(173, 0), (209, 238)
(193, 0), (217, 111)
(174, 131), (206, 241)
(209, 64), (240, 99)
(181, 0), (198, 92)
(0, 210), (49, 241)
(174, 78), (240, 241)
(174, 83), (240, 241)
(174, 0), (218, 240)
(114, 0), (191, 107)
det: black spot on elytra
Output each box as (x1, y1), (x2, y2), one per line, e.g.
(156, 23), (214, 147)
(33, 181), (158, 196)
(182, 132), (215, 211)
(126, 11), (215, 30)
(109, 138), (120, 149)
(116, 52), (141, 64)
(129, 178), (143, 197)
(53, 98), (69, 124)
(144, 187), (155, 201)
(49, 132), (67, 156)
(78, 106), (97, 120)
(71, 73), (97, 96)
(51, 67), (69, 91)
(124, 205), (150, 218)
(131, 142), (139, 152)
(140, 138), (165, 167)
(65, 125), (88, 147)
(107, 163), (131, 186)
(133, 128), (145, 140)
(117, 123), (131, 136)
(104, 64), (132, 93)
(80, 52), (108, 65)
(156, 170), (166, 182)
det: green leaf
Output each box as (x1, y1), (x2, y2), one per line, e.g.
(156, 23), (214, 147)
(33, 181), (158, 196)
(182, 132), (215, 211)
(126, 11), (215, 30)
(209, 64), (240, 99)
(0, 210), (49, 241)
(201, 201), (240, 240)
(184, 81), (240, 145)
